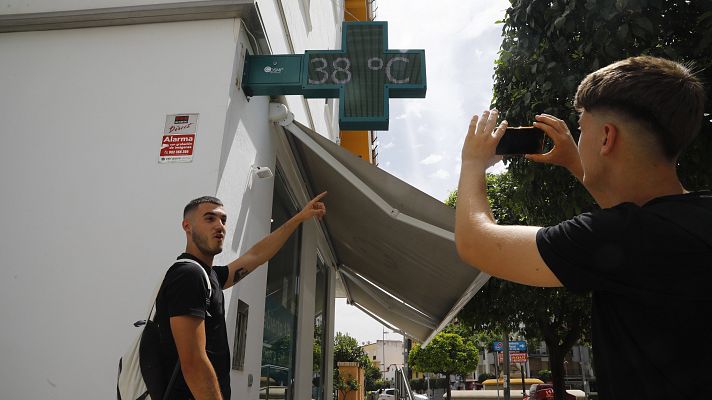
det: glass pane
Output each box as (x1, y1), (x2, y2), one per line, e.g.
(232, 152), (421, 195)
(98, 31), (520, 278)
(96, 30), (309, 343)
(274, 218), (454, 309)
(232, 300), (249, 370)
(312, 260), (328, 400)
(261, 172), (300, 400)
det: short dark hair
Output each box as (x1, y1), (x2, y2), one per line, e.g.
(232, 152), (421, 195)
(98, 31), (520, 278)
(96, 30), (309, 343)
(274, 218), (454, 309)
(183, 196), (223, 218)
(574, 55), (705, 160)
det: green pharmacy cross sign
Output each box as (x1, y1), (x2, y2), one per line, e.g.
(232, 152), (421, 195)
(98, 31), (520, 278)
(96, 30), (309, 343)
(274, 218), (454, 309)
(242, 21), (426, 130)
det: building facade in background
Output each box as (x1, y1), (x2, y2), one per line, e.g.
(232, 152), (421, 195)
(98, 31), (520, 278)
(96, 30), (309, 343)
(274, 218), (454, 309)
(362, 339), (404, 381)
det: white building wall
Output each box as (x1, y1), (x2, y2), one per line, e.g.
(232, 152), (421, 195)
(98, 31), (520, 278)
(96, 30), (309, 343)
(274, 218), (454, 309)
(0, 0), (214, 14)
(256, 0), (340, 141)
(213, 20), (273, 400)
(0, 15), (269, 400)
(364, 340), (405, 381)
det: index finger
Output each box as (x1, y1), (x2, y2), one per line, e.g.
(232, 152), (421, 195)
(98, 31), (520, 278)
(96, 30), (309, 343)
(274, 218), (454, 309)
(535, 114), (569, 132)
(310, 191), (328, 203)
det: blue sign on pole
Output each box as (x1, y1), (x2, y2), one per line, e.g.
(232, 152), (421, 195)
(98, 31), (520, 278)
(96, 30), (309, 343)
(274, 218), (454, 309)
(493, 341), (527, 352)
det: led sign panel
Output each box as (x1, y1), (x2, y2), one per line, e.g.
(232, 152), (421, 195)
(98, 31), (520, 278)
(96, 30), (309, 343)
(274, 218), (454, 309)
(242, 21), (426, 130)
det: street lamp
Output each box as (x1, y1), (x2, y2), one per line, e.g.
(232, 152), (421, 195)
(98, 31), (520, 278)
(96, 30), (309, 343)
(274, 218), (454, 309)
(382, 326), (390, 375)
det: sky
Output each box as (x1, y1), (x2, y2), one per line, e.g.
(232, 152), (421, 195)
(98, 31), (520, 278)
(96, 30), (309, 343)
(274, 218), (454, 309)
(333, 0), (511, 346)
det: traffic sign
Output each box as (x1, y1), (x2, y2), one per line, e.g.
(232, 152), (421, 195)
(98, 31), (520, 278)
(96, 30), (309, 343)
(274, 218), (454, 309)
(493, 341), (527, 352)
(498, 351), (528, 364)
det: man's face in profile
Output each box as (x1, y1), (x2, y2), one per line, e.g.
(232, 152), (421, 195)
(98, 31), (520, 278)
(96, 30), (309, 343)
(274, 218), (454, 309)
(186, 203), (227, 257)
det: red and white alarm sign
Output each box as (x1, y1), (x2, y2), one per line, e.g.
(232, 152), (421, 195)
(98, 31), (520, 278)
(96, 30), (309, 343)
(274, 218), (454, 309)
(159, 113), (199, 163)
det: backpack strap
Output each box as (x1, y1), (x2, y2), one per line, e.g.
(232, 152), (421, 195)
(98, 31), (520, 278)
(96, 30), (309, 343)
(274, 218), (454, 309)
(176, 258), (213, 298)
(146, 258), (213, 322)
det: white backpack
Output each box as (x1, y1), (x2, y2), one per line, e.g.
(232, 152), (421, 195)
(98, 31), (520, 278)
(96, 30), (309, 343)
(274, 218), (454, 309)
(117, 259), (212, 400)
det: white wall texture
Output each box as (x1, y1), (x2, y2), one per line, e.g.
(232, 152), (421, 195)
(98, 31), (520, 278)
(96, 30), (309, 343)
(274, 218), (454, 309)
(363, 340), (406, 381)
(0, 17), (270, 399)
(0, 0), (208, 15)
(256, 0), (341, 140)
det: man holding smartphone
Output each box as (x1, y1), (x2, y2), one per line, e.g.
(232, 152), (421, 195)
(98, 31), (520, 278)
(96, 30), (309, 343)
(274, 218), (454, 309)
(455, 55), (711, 399)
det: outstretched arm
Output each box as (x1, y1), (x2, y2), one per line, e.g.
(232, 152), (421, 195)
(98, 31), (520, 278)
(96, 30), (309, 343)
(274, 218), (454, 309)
(222, 192), (327, 289)
(455, 110), (561, 287)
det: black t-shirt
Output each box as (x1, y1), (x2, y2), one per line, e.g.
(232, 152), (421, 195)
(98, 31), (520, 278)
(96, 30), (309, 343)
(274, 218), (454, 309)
(154, 253), (230, 399)
(536, 191), (712, 399)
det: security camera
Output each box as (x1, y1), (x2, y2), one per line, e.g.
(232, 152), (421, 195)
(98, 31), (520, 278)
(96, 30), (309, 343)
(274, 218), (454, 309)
(252, 166), (274, 179)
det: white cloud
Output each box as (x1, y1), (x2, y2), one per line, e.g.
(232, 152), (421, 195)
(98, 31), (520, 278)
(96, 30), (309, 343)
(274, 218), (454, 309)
(395, 100), (426, 121)
(420, 153), (443, 165)
(487, 160), (507, 174)
(382, 141), (395, 150)
(429, 169), (451, 179)
(334, 299), (403, 345)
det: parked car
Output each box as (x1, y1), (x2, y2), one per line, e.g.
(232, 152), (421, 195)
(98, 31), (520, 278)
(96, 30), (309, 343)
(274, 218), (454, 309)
(258, 385), (287, 399)
(377, 388), (428, 400)
(523, 384), (577, 400)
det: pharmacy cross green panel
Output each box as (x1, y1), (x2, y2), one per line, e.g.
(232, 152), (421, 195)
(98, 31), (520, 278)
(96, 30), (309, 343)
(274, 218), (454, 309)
(241, 21), (426, 131)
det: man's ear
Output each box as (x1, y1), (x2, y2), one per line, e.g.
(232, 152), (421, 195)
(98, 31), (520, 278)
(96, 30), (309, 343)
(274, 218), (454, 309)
(182, 219), (191, 234)
(600, 123), (618, 155)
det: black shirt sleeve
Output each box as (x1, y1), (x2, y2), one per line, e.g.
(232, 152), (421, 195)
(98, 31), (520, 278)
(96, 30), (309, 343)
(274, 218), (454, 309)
(536, 204), (635, 293)
(163, 262), (210, 319)
(213, 265), (229, 289)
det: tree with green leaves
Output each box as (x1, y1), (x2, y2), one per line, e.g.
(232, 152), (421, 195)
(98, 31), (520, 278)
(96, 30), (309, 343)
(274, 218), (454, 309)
(333, 368), (359, 400)
(454, 1), (712, 399)
(447, 175), (591, 399)
(333, 332), (368, 365)
(332, 332), (382, 397)
(492, 0), (712, 223)
(442, 320), (500, 351)
(363, 356), (382, 392)
(408, 332), (479, 400)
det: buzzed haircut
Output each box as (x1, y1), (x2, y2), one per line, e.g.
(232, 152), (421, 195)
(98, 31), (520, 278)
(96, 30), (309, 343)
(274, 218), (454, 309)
(574, 55), (705, 160)
(183, 196), (224, 218)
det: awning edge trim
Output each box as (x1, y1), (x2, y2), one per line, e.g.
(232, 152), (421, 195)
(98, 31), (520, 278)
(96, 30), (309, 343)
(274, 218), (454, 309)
(340, 265), (438, 329)
(286, 122), (454, 242)
(421, 272), (491, 346)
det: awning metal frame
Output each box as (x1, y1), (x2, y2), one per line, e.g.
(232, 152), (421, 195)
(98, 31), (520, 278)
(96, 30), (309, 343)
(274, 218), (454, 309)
(339, 265), (437, 329)
(286, 122), (454, 242)
(283, 120), (490, 345)
(350, 302), (405, 339)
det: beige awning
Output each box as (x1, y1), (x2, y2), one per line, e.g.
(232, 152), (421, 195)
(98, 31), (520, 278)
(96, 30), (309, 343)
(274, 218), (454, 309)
(284, 121), (489, 344)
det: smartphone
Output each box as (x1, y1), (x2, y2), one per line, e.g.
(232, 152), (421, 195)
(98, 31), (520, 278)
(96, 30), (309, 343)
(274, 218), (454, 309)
(495, 126), (545, 155)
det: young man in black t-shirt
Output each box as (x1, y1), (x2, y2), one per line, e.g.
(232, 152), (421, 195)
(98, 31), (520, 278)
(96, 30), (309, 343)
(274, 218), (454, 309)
(455, 56), (711, 399)
(155, 192), (327, 399)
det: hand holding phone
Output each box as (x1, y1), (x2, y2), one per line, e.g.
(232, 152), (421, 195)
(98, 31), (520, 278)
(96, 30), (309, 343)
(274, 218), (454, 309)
(495, 126), (545, 155)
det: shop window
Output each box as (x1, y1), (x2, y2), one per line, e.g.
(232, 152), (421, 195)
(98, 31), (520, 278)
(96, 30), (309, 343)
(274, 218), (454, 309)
(261, 170), (301, 400)
(312, 259), (329, 400)
(232, 300), (249, 371)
